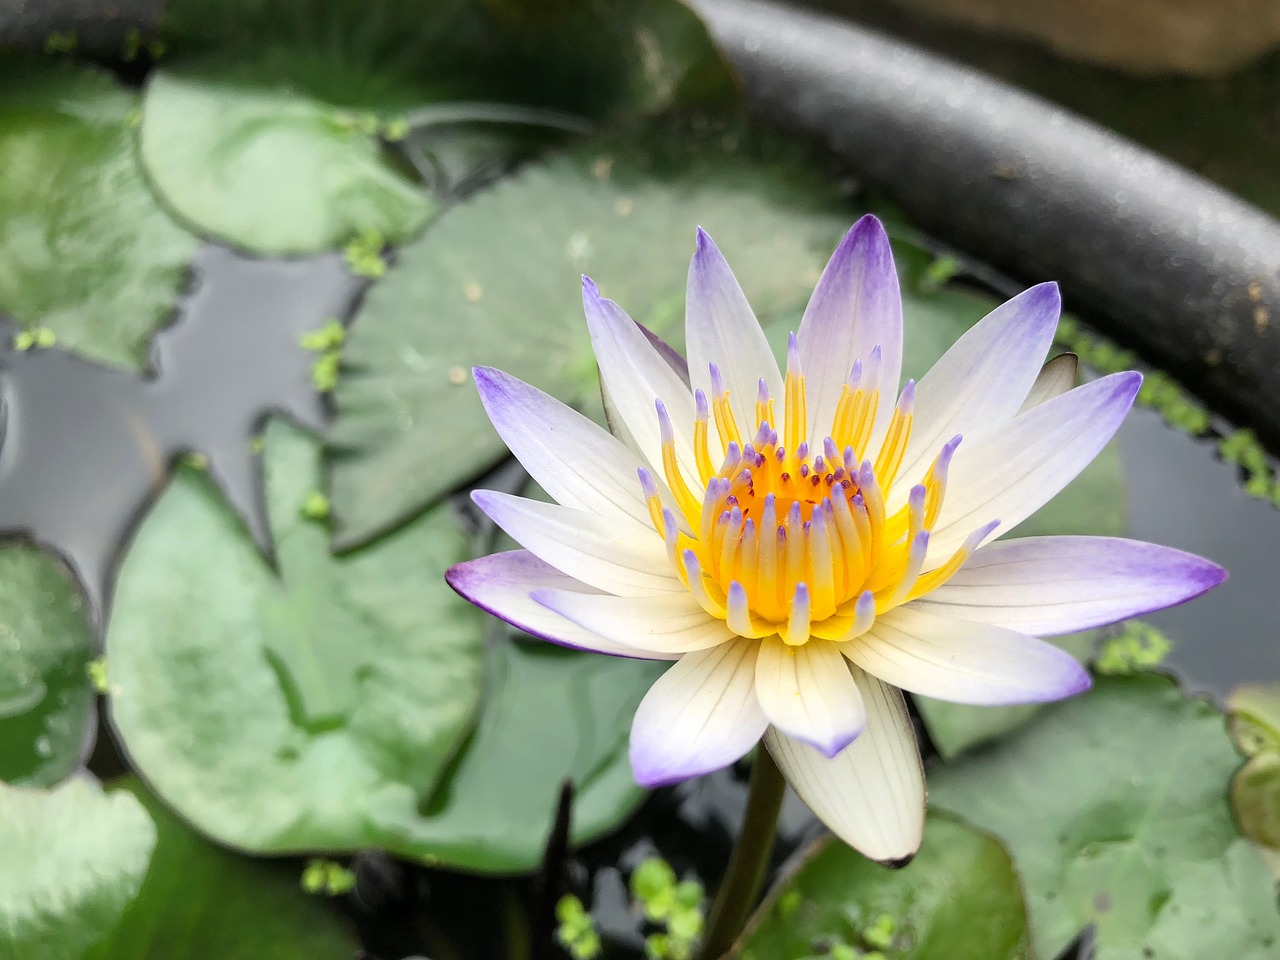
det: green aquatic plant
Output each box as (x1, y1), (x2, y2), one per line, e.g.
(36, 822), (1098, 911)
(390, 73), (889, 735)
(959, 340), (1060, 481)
(300, 859), (354, 896)
(555, 895), (602, 960)
(1095, 621), (1172, 675)
(631, 857), (706, 960)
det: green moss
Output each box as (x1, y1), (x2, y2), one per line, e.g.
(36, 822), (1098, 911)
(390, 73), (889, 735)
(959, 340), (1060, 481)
(555, 894), (602, 960)
(300, 858), (354, 896)
(1095, 621), (1172, 675)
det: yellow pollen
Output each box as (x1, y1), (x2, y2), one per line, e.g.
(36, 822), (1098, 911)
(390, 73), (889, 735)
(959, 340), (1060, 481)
(649, 348), (981, 645)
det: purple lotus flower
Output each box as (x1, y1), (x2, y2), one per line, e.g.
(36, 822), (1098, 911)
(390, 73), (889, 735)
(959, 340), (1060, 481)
(446, 215), (1225, 863)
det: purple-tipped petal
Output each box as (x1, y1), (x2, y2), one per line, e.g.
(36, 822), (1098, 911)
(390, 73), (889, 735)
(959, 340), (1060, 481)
(765, 665), (924, 864)
(929, 371), (1142, 559)
(686, 228), (783, 435)
(473, 366), (663, 529)
(445, 551), (677, 661)
(896, 282), (1061, 490)
(629, 642), (767, 786)
(911, 535), (1227, 635)
(846, 606), (1092, 706)
(638, 322), (690, 387)
(797, 215), (904, 443)
(581, 277), (698, 482)
(470, 490), (682, 596)
(755, 637), (866, 756)
(532, 588), (735, 655)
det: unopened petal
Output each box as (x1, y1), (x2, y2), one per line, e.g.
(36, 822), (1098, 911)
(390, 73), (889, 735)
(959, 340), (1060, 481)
(755, 637), (866, 756)
(685, 228), (784, 436)
(445, 551), (676, 660)
(765, 666), (924, 864)
(845, 606), (1091, 705)
(910, 535), (1226, 635)
(797, 215), (903, 442)
(630, 642), (767, 786)
(1018, 353), (1078, 414)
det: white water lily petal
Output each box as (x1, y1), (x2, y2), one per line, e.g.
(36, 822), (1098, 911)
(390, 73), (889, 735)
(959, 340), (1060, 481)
(755, 637), (866, 757)
(928, 371), (1142, 560)
(446, 551), (677, 660)
(765, 666), (924, 864)
(473, 366), (667, 529)
(532, 588), (737, 655)
(685, 228), (783, 437)
(1019, 353), (1078, 413)
(896, 283), (1060, 493)
(630, 642), (767, 786)
(797, 215), (903, 442)
(471, 491), (682, 596)
(845, 606), (1091, 705)
(582, 278), (699, 482)
(910, 535), (1226, 635)
(601, 322), (688, 458)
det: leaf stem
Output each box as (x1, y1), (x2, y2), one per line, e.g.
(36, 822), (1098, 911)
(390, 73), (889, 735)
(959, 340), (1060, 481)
(697, 747), (787, 959)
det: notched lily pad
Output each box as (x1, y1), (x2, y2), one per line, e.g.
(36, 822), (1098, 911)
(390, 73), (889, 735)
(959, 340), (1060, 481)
(733, 814), (1031, 960)
(930, 673), (1280, 960)
(0, 540), (95, 786)
(106, 420), (486, 856)
(0, 57), (199, 369)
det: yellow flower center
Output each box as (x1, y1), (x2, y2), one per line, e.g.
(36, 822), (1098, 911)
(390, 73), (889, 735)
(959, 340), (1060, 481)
(640, 347), (986, 646)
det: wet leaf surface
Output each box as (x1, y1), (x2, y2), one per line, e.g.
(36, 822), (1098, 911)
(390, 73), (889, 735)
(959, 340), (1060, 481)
(0, 777), (155, 960)
(733, 814), (1031, 960)
(0, 57), (199, 369)
(930, 673), (1280, 960)
(84, 777), (360, 960)
(0, 541), (94, 786)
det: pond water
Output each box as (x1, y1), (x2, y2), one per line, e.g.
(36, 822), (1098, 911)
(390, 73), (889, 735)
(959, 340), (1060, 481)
(2, 237), (1276, 960)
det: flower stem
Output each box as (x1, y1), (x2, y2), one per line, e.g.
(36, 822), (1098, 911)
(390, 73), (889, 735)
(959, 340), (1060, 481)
(698, 747), (787, 960)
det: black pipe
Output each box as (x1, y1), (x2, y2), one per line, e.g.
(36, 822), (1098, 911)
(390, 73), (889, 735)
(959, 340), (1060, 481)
(695, 0), (1280, 449)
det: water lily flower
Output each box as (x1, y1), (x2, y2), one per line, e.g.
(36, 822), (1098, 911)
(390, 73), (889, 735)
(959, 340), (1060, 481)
(446, 215), (1225, 864)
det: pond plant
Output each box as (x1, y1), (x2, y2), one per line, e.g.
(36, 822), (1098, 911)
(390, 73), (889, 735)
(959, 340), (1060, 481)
(2, 2), (1279, 960)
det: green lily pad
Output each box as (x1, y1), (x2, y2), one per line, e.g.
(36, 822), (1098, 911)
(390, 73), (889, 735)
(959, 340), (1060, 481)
(142, 0), (733, 255)
(930, 673), (1280, 960)
(0, 542), (95, 787)
(84, 778), (359, 960)
(0, 58), (200, 369)
(733, 814), (1031, 960)
(139, 61), (437, 255)
(330, 118), (856, 547)
(0, 777), (155, 960)
(106, 420), (485, 855)
(374, 637), (665, 873)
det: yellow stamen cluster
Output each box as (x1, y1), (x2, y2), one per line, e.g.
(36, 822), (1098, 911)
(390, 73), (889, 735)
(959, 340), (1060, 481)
(642, 341), (990, 647)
